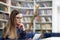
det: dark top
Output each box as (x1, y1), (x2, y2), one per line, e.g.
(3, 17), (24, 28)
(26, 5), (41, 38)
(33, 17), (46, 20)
(2, 27), (26, 40)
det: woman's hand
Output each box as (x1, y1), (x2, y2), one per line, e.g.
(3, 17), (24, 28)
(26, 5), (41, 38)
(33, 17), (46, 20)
(18, 23), (25, 31)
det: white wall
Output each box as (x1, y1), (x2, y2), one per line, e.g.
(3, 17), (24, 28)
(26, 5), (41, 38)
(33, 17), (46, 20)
(53, 0), (60, 33)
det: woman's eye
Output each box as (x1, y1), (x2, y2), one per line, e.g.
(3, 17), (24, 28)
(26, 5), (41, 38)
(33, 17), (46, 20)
(16, 17), (22, 19)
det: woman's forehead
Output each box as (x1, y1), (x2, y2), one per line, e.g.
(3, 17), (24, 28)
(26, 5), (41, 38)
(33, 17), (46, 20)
(16, 13), (23, 17)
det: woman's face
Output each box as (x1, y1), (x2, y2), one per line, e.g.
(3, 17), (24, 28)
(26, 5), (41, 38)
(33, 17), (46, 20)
(16, 13), (23, 25)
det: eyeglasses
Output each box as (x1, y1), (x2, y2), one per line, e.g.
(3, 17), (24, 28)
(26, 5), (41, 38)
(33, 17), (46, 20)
(16, 17), (22, 19)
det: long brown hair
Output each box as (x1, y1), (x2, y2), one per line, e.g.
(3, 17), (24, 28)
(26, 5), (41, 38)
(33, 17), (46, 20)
(2, 10), (20, 39)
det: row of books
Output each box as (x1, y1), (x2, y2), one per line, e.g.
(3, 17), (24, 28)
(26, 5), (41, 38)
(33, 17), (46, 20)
(0, 0), (7, 3)
(35, 24), (52, 30)
(21, 16), (52, 23)
(11, 8), (34, 16)
(11, 8), (32, 16)
(38, 9), (52, 15)
(40, 17), (52, 22)
(16, 0), (34, 1)
(22, 9), (52, 15)
(36, 1), (52, 7)
(0, 4), (8, 12)
(11, 1), (52, 7)
(11, 0), (51, 2)
(11, 1), (34, 7)
(23, 23), (52, 32)
(20, 9), (34, 16)
(22, 17), (32, 22)
(35, 30), (52, 33)
(11, 8), (52, 16)
(35, 0), (52, 1)
(23, 23), (33, 30)
(35, 23), (52, 33)
(23, 22), (52, 28)
(0, 21), (7, 28)
(0, 12), (9, 20)
(41, 24), (52, 29)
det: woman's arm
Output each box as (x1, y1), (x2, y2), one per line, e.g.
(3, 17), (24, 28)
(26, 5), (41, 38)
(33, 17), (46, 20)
(20, 24), (26, 37)
(17, 23), (26, 39)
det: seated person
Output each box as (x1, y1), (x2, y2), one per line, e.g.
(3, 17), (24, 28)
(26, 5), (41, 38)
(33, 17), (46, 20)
(2, 10), (34, 40)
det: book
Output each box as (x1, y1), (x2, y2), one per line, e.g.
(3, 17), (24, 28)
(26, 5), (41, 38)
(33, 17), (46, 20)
(4, 6), (8, 12)
(0, 12), (2, 19)
(38, 10), (42, 15)
(44, 10), (47, 15)
(41, 17), (46, 22)
(16, 2), (22, 7)
(1, 13), (5, 19)
(0, 21), (2, 28)
(41, 24), (52, 30)
(27, 3), (33, 8)
(29, 9), (33, 15)
(48, 17), (52, 22)
(50, 16), (52, 21)
(35, 24), (40, 30)
(45, 17), (49, 22)
(0, 4), (8, 12)
(5, 14), (9, 20)
(0, 4), (5, 11)
(47, 10), (52, 15)
(45, 2), (52, 7)
(39, 2), (52, 7)
(25, 9), (30, 15)
(29, 17), (31, 22)
(2, 21), (7, 29)
(26, 24), (29, 29)
(41, 24), (46, 29)
(21, 9), (26, 15)
(35, 0), (40, 1)
(45, 17), (52, 22)
(23, 17), (26, 22)
(26, 0), (33, 1)
(41, 10), (45, 15)
(0, 12), (9, 20)
(45, 24), (52, 29)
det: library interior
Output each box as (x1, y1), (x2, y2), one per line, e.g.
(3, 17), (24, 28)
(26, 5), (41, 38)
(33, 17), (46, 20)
(0, 0), (53, 40)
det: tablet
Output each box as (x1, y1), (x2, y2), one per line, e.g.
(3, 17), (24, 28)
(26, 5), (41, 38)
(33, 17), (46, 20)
(33, 34), (41, 40)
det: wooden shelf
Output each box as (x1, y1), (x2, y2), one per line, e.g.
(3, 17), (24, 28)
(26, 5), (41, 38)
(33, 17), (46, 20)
(16, 0), (34, 2)
(36, 0), (52, 2)
(0, 10), (9, 13)
(10, 6), (34, 9)
(22, 22), (52, 24)
(35, 28), (52, 30)
(39, 7), (52, 9)
(23, 15), (52, 17)
(0, 2), (9, 6)
(0, 19), (8, 22)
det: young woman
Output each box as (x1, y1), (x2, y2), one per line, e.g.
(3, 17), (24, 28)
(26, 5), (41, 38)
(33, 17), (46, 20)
(2, 10), (26, 40)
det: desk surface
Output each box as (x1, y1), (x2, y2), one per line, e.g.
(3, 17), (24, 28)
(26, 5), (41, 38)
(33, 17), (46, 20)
(41, 37), (60, 40)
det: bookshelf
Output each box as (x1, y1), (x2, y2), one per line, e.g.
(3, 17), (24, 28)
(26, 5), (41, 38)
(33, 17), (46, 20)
(0, 0), (9, 29)
(34, 0), (52, 33)
(0, 0), (52, 33)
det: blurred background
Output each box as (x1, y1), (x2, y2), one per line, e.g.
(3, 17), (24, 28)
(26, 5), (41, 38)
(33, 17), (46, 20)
(0, 0), (52, 37)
